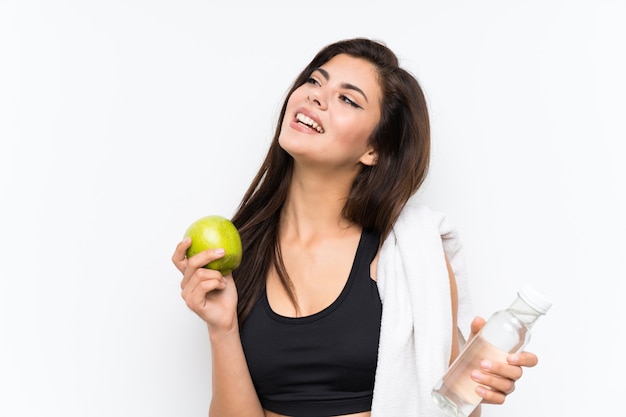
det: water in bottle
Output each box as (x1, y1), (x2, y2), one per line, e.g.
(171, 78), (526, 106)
(431, 285), (552, 417)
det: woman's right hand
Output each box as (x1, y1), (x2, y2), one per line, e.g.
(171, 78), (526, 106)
(172, 237), (239, 334)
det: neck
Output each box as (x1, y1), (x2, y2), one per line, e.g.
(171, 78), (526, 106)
(281, 165), (359, 241)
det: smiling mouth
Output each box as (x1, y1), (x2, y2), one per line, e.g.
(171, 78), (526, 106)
(295, 113), (325, 134)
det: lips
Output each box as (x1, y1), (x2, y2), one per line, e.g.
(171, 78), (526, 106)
(294, 111), (325, 134)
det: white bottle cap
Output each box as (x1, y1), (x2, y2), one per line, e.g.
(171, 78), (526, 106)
(518, 285), (553, 314)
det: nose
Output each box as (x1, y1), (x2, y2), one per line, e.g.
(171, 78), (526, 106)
(307, 88), (327, 110)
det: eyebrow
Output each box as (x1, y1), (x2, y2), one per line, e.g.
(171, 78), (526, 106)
(314, 67), (369, 103)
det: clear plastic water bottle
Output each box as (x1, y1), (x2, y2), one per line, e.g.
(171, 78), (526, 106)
(431, 285), (552, 417)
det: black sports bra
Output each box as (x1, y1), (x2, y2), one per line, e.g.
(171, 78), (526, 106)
(240, 229), (382, 417)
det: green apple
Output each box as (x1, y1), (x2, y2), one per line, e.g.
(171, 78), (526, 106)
(184, 215), (242, 275)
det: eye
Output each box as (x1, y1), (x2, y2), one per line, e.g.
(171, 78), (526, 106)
(306, 77), (320, 86)
(339, 94), (362, 109)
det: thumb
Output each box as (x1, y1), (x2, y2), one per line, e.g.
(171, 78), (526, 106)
(469, 316), (486, 339)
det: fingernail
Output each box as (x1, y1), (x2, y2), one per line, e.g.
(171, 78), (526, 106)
(471, 370), (482, 382)
(215, 248), (225, 255)
(480, 360), (492, 371)
(476, 386), (486, 397)
(508, 354), (520, 364)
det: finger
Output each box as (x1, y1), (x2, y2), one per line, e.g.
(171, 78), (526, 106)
(469, 316), (486, 339)
(472, 364), (517, 397)
(181, 249), (225, 289)
(172, 237), (192, 272)
(181, 267), (226, 297)
(475, 384), (507, 405)
(507, 351), (539, 368)
(187, 248), (226, 270)
(480, 359), (524, 382)
(182, 275), (227, 311)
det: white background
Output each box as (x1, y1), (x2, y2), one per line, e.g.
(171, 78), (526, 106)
(1, 1), (624, 416)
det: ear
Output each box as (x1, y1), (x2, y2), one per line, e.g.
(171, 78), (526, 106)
(359, 147), (378, 166)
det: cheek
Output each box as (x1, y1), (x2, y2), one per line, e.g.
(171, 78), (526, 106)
(337, 119), (376, 149)
(282, 91), (303, 121)
(287, 86), (307, 106)
(335, 131), (371, 159)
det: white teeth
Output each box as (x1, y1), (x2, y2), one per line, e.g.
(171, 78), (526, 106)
(296, 113), (325, 133)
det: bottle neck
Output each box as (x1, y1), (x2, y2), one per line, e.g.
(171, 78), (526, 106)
(507, 296), (544, 328)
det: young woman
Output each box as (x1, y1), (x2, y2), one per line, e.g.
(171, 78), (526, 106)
(172, 38), (538, 417)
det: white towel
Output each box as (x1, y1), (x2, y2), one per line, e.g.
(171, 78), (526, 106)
(371, 200), (473, 416)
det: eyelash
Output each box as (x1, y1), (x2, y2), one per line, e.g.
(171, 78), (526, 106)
(305, 77), (362, 109)
(306, 77), (320, 86)
(340, 95), (361, 108)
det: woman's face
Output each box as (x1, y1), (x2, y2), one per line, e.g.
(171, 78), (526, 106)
(279, 54), (382, 171)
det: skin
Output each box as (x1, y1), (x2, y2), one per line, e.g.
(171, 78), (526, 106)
(172, 54), (538, 417)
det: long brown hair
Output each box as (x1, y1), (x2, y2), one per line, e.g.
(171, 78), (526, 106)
(231, 38), (430, 325)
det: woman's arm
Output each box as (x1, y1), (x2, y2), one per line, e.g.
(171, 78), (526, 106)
(446, 256), (481, 417)
(173, 238), (265, 417)
(208, 318), (265, 417)
(445, 256), (539, 417)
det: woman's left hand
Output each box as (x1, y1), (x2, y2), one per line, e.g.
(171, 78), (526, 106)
(468, 317), (539, 405)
